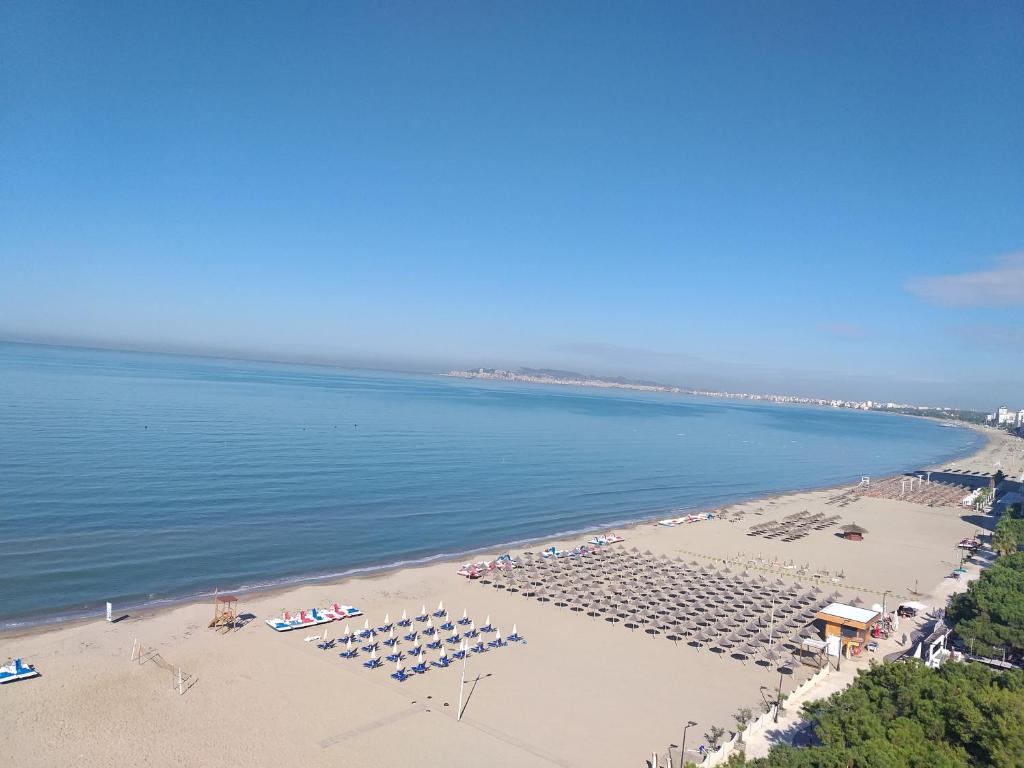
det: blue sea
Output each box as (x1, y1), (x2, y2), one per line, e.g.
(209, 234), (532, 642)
(0, 342), (983, 628)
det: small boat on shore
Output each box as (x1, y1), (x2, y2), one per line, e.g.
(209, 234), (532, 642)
(588, 532), (624, 546)
(0, 658), (39, 684)
(265, 604), (361, 632)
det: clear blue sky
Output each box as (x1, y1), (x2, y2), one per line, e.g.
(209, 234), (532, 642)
(2, 2), (1022, 408)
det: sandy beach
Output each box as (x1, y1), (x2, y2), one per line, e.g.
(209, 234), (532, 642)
(2, 427), (1021, 768)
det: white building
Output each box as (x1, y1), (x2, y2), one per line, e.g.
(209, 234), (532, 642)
(1017, 409), (1024, 428)
(996, 406), (1013, 426)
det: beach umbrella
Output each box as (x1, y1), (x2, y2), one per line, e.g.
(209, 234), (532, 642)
(420, 604), (427, 616)
(371, 647), (378, 660)
(343, 623), (351, 638)
(363, 619), (370, 631)
(461, 608), (468, 621)
(437, 600), (444, 613)
(384, 613), (390, 625)
(345, 637), (353, 652)
(401, 609), (407, 622)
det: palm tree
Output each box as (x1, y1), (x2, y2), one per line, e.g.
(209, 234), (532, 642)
(734, 708), (753, 742)
(705, 725), (726, 751)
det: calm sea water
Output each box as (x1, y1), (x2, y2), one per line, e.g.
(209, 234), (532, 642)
(0, 343), (983, 627)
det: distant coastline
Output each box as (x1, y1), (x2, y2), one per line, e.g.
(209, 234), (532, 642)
(444, 367), (990, 424)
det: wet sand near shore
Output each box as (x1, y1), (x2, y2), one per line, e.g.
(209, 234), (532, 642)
(2, 429), (1020, 768)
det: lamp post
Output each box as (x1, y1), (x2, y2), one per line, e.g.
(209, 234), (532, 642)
(774, 669), (786, 723)
(681, 720), (697, 767)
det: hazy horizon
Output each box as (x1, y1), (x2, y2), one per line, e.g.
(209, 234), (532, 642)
(3, 3), (1022, 409)
(0, 334), (1008, 412)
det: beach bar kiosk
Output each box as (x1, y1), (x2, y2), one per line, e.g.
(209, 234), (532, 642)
(815, 602), (880, 657)
(839, 523), (868, 542)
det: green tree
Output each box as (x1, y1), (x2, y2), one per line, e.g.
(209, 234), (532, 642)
(737, 660), (1024, 768)
(947, 552), (1024, 656)
(734, 707), (753, 741)
(705, 725), (727, 750)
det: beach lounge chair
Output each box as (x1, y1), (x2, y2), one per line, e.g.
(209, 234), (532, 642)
(316, 639), (337, 650)
(404, 630), (418, 642)
(471, 640), (488, 653)
(488, 629), (506, 648)
(409, 644), (422, 657)
(440, 621), (455, 631)
(339, 639), (358, 658)
(427, 639), (442, 650)
(397, 609), (411, 627)
(452, 648), (467, 660)
(507, 624), (522, 642)
(386, 650), (404, 663)
(433, 601), (446, 618)
(446, 634), (461, 644)
(362, 651), (382, 669)
(361, 641), (378, 653)
(390, 663), (410, 682)
(480, 615), (493, 632)
(411, 654), (429, 674)
(432, 654), (450, 669)
(416, 605), (428, 622)
(457, 609), (471, 625)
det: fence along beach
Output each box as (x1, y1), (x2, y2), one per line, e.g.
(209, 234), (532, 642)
(1, 429), (1019, 767)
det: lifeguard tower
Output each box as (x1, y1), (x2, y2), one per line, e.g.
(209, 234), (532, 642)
(209, 590), (239, 632)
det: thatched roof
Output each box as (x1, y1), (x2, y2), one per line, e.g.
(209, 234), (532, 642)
(840, 523), (868, 534)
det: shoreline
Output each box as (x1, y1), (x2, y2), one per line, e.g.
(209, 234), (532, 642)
(4, 425), (1020, 768)
(1, 423), (994, 639)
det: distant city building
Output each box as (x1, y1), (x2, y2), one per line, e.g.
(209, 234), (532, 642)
(1017, 409), (1024, 428)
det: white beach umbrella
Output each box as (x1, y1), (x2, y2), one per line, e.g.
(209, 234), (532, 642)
(401, 609), (407, 621)
(427, 616), (433, 629)
(343, 623), (351, 637)
(439, 648), (448, 661)
(511, 624), (518, 637)
(418, 651), (425, 666)
(362, 618), (369, 630)
(461, 608), (468, 620)
(345, 637), (353, 652)
(494, 627), (502, 643)
(437, 600), (444, 613)
(395, 659), (402, 672)
(384, 613), (390, 625)
(484, 614), (491, 626)
(371, 647), (378, 660)
(468, 620), (475, 633)
(420, 604), (426, 615)
(389, 627), (395, 641)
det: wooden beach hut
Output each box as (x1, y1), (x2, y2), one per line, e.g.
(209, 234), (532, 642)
(839, 523), (867, 542)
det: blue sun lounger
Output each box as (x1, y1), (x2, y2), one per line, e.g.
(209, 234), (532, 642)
(391, 669), (410, 682)
(363, 657), (382, 669)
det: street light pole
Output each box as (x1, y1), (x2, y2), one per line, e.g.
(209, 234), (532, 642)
(774, 670), (785, 723)
(681, 720), (697, 768)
